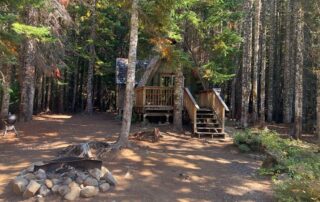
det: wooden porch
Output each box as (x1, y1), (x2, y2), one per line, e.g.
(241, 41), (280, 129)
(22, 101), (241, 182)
(134, 86), (174, 123)
(134, 86), (229, 138)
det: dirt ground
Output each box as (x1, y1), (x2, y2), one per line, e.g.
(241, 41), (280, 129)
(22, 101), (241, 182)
(0, 113), (273, 202)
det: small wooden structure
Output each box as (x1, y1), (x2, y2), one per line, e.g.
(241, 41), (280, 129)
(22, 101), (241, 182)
(135, 86), (174, 123)
(116, 56), (229, 138)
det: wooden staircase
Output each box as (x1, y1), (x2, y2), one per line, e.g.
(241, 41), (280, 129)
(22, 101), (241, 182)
(184, 88), (229, 138)
(196, 108), (224, 138)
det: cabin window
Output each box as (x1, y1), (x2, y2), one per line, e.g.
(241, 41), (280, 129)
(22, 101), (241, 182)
(160, 74), (175, 87)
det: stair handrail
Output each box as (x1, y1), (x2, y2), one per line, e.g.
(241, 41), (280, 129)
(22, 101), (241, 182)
(212, 88), (229, 112)
(184, 88), (199, 133)
(198, 88), (229, 133)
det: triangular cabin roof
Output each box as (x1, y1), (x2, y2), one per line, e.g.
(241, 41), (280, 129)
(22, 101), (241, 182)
(115, 58), (150, 85)
(116, 56), (162, 86)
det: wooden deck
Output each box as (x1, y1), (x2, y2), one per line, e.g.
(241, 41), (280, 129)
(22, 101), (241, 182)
(134, 86), (229, 138)
(135, 86), (174, 123)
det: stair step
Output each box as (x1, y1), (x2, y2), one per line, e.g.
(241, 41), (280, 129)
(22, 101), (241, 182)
(197, 127), (220, 130)
(194, 132), (225, 137)
(197, 117), (217, 120)
(197, 114), (215, 116)
(197, 122), (219, 125)
(197, 108), (212, 112)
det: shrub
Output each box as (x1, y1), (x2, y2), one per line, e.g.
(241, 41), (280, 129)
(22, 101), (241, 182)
(234, 130), (262, 152)
(233, 130), (320, 201)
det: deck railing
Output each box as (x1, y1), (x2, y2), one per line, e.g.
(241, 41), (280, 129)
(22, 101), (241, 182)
(198, 89), (229, 131)
(135, 86), (174, 107)
(184, 88), (200, 132)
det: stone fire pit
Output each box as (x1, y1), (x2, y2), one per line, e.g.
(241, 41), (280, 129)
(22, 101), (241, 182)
(11, 157), (117, 201)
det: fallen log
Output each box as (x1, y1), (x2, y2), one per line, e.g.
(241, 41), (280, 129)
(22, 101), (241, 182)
(131, 128), (162, 143)
(58, 141), (111, 159)
(34, 157), (102, 173)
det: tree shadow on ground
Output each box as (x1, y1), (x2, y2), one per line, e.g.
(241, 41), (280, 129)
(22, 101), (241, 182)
(0, 113), (273, 202)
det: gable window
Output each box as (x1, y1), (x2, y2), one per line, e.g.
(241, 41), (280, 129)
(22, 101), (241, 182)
(160, 74), (175, 87)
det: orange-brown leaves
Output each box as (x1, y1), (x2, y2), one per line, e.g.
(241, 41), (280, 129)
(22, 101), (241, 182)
(150, 37), (174, 60)
(59, 0), (69, 8)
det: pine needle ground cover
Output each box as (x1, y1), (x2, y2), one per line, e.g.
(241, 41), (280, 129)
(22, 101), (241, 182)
(234, 130), (320, 201)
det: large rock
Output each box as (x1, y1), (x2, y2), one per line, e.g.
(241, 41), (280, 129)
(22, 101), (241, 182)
(75, 176), (84, 185)
(52, 185), (60, 193)
(26, 161), (45, 173)
(102, 171), (118, 186)
(89, 168), (102, 180)
(35, 169), (46, 180)
(83, 177), (98, 187)
(64, 182), (81, 201)
(58, 185), (71, 196)
(39, 185), (50, 197)
(100, 166), (109, 177)
(80, 186), (98, 198)
(44, 179), (53, 188)
(23, 180), (41, 198)
(24, 173), (36, 181)
(51, 178), (61, 185)
(12, 178), (29, 194)
(99, 183), (110, 193)
(63, 177), (73, 185)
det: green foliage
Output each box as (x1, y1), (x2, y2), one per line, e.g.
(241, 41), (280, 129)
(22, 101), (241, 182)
(12, 23), (53, 42)
(234, 130), (320, 201)
(234, 130), (262, 152)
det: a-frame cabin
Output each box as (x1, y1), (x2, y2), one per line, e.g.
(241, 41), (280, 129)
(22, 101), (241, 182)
(116, 56), (229, 138)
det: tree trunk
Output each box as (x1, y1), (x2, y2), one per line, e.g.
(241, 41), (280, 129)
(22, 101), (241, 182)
(58, 80), (64, 113)
(36, 73), (44, 113)
(86, 0), (96, 114)
(173, 67), (184, 130)
(252, 0), (261, 123)
(46, 77), (52, 112)
(294, 1), (304, 139)
(241, 0), (253, 128)
(259, 0), (267, 124)
(1, 65), (11, 117)
(72, 63), (79, 112)
(19, 7), (38, 121)
(267, 0), (276, 122)
(20, 41), (36, 121)
(316, 72), (320, 144)
(231, 77), (236, 119)
(283, 0), (293, 123)
(116, 0), (139, 147)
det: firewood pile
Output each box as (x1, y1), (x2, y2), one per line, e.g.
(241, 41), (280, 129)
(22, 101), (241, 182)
(12, 156), (117, 201)
(131, 128), (162, 143)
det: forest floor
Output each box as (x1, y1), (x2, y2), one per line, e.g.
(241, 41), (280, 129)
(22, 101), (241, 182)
(0, 113), (273, 202)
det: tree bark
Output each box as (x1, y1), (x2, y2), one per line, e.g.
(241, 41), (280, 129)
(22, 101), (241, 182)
(241, 0), (253, 128)
(36, 73), (44, 113)
(116, 0), (139, 147)
(294, 1), (304, 139)
(259, 0), (267, 124)
(20, 39), (36, 121)
(316, 72), (320, 144)
(252, 0), (261, 123)
(1, 65), (11, 117)
(86, 0), (97, 114)
(267, 0), (276, 122)
(45, 77), (52, 112)
(19, 7), (38, 121)
(72, 62), (79, 112)
(173, 67), (184, 130)
(283, 0), (293, 124)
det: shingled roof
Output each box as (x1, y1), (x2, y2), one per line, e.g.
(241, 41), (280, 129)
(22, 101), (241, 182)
(116, 58), (150, 84)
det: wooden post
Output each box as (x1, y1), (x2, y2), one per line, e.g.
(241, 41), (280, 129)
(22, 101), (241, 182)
(142, 87), (146, 106)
